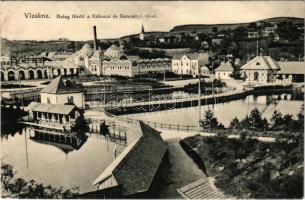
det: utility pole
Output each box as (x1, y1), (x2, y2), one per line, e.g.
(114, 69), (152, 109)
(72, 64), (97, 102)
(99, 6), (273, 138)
(198, 66), (201, 132)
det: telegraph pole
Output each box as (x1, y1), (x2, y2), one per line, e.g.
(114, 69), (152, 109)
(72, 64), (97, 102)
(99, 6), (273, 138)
(198, 66), (201, 132)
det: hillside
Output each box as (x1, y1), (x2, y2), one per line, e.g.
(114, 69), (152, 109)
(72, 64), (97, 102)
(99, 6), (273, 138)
(170, 17), (304, 33)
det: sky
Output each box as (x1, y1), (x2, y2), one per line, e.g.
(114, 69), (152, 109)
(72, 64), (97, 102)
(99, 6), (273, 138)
(1, 1), (304, 41)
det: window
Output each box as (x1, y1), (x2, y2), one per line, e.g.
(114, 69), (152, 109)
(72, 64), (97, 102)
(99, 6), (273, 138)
(67, 96), (74, 104)
(47, 97), (51, 104)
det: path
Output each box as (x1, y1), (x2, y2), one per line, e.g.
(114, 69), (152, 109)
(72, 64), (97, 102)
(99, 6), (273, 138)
(157, 138), (207, 198)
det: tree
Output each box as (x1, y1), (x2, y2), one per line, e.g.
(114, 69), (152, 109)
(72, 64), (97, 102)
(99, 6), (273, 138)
(229, 117), (241, 130)
(270, 110), (283, 130)
(244, 108), (268, 131)
(201, 109), (221, 130)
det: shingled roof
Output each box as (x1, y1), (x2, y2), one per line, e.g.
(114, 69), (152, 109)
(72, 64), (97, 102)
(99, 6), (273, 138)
(215, 62), (234, 71)
(278, 61), (305, 75)
(27, 102), (77, 115)
(241, 56), (280, 70)
(93, 122), (168, 196)
(40, 75), (84, 94)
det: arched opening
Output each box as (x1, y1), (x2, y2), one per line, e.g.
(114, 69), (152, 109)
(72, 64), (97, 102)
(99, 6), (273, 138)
(8, 71), (16, 81)
(44, 70), (48, 79)
(254, 72), (259, 81)
(1, 71), (4, 81)
(28, 70), (35, 79)
(57, 69), (61, 76)
(19, 70), (26, 80)
(37, 70), (43, 79)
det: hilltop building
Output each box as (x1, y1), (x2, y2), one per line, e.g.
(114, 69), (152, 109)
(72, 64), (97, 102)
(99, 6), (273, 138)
(215, 62), (234, 80)
(172, 53), (209, 77)
(139, 24), (145, 41)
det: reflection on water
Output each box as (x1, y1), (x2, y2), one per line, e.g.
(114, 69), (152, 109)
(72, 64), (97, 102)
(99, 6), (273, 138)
(1, 125), (138, 194)
(126, 94), (304, 128)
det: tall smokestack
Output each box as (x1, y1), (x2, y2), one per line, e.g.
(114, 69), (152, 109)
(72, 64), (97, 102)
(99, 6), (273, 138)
(93, 26), (98, 50)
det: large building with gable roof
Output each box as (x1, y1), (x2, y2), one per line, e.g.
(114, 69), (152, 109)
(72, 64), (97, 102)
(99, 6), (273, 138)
(241, 55), (280, 83)
(172, 53), (210, 77)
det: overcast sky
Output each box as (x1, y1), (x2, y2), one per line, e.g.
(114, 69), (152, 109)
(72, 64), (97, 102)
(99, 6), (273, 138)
(1, 1), (304, 41)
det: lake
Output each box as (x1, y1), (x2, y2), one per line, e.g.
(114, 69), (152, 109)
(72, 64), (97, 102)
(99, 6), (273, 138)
(125, 93), (304, 128)
(1, 124), (140, 194)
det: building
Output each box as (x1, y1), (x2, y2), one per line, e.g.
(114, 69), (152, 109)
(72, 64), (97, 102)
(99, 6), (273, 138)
(139, 24), (145, 41)
(45, 26), (102, 76)
(241, 55), (280, 83)
(102, 54), (137, 77)
(45, 43), (103, 76)
(40, 75), (85, 109)
(1, 54), (53, 81)
(26, 75), (85, 131)
(172, 53), (209, 77)
(135, 58), (171, 76)
(263, 24), (278, 37)
(215, 62), (234, 80)
(201, 66), (210, 76)
(248, 31), (259, 39)
(277, 61), (305, 83)
(92, 122), (168, 198)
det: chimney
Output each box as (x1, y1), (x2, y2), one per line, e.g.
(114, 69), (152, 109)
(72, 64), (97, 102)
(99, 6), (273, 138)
(93, 26), (98, 50)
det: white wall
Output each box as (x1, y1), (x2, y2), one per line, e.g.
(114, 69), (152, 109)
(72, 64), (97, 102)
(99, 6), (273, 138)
(215, 71), (232, 80)
(41, 92), (85, 109)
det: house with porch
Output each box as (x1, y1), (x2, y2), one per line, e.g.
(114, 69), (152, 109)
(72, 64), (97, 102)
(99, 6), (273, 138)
(26, 75), (85, 131)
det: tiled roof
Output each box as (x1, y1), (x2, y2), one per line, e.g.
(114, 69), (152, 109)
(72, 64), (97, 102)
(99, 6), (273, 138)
(278, 61), (305, 75)
(40, 75), (84, 94)
(27, 102), (77, 115)
(241, 56), (280, 70)
(215, 62), (234, 71)
(93, 122), (168, 196)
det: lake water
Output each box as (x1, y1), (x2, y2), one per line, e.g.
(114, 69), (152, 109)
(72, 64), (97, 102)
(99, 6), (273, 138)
(1, 93), (303, 196)
(1, 124), (140, 194)
(125, 93), (304, 128)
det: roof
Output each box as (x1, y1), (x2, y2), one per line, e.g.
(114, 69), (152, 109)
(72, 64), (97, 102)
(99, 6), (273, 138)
(27, 102), (77, 115)
(172, 53), (210, 66)
(40, 75), (84, 94)
(93, 121), (168, 196)
(278, 61), (305, 75)
(241, 56), (280, 70)
(106, 44), (122, 51)
(141, 24), (145, 34)
(215, 62), (234, 71)
(79, 43), (95, 57)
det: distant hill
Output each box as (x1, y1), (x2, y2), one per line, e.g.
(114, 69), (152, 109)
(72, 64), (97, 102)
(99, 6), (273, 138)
(170, 17), (304, 33)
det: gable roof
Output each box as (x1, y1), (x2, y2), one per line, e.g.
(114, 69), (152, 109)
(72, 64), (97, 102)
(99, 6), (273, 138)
(278, 61), (305, 75)
(27, 102), (77, 115)
(215, 62), (234, 71)
(241, 56), (280, 70)
(93, 121), (168, 196)
(40, 76), (84, 94)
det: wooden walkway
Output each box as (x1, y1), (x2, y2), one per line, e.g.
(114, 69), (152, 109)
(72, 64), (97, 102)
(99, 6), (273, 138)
(177, 178), (226, 199)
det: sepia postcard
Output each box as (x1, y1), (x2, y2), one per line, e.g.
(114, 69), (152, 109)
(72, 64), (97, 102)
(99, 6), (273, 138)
(0, 1), (304, 199)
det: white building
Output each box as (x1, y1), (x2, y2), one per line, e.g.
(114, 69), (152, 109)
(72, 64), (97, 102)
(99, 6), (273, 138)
(172, 53), (209, 77)
(241, 55), (280, 83)
(40, 75), (85, 109)
(26, 75), (84, 131)
(215, 62), (234, 80)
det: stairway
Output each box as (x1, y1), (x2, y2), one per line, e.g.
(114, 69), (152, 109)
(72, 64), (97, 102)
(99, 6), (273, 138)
(177, 178), (226, 199)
